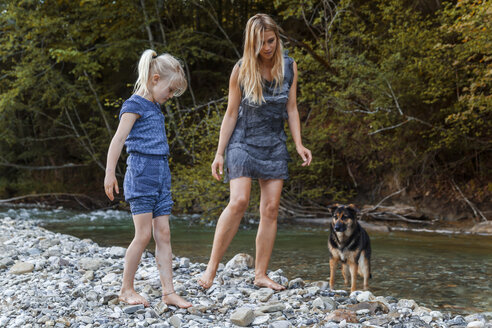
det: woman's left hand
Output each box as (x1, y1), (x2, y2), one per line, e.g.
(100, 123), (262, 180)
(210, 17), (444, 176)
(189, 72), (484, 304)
(296, 145), (312, 167)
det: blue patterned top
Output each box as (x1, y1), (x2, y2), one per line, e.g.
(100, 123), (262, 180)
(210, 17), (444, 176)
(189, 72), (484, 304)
(119, 94), (169, 156)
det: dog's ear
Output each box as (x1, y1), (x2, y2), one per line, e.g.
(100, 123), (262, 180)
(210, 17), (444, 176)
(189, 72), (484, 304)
(347, 204), (359, 217)
(328, 203), (339, 214)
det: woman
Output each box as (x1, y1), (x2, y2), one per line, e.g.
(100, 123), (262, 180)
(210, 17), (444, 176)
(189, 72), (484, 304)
(198, 13), (312, 291)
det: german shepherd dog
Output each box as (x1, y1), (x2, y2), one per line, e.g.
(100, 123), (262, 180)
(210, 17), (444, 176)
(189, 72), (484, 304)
(328, 204), (371, 292)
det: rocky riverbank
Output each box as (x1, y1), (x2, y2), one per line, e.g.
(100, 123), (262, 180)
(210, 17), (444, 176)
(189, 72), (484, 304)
(1, 217), (491, 328)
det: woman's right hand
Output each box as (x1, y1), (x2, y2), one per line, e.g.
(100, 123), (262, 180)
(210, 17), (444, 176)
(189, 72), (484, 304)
(211, 154), (224, 181)
(104, 171), (119, 201)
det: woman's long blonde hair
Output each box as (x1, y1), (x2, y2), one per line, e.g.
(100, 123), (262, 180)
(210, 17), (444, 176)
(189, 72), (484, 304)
(133, 49), (187, 98)
(238, 14), (284, 104)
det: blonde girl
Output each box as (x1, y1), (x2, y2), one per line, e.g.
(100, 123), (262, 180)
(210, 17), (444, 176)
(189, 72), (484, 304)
(104, 49), (192, 308)
(199, 14), (312, 290)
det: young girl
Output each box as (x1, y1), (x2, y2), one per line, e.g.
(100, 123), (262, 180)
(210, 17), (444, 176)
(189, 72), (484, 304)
(104, 49), (192, 308)
(198, 14), (312, 291)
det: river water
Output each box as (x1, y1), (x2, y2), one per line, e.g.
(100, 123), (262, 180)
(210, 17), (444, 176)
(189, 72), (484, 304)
(2, 206), (491, 314)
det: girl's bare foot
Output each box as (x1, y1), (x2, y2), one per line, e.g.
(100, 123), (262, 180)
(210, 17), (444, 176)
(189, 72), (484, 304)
(197, 268), (215, 289)
(254, 275), (286, 291)
(119, 289), (149, 307)
(162, 292), (192, 308)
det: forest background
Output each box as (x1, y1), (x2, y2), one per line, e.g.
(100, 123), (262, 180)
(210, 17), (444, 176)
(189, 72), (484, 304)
(0, 0), (490, 223)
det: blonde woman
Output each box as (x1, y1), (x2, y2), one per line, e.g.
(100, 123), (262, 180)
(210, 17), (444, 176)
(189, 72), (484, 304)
(198, 14), (312, 290)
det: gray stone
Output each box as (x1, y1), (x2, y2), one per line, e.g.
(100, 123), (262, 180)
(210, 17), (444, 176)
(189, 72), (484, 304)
(83, 270), (94, 281)
(467, 321), (485, 328)
(288, 278), (305, 289)
(268, 272), (288, 288)
(123, 304), (145, 314)
(258, 303), (286, 313)
(154, 301), (169, 315)
(78, 258), (104, 271)
(77, 316), (93, 324)
(251, 288), (274, 302)
(86, 291), (99, 301)
(102, 293), (119, 304)
(222, 295), (238, 306)
(9, 261), (34, 274)
(225, 253), (254, 271)
(397, 299), (417, 310)
(430, 310), (443, 319)
(311, 281), (329, 290)
(306, 286), (320, 295)
(169, 315), (182, 328)
(465, 314), (485, 323)
(39, 238), (60, 249)
(269, 320), (292, 328)
(356, 309), (371, 315)
(0, 316), (10, 327)
(230, 307), (255, 327)
(101, 272), (118, 283)
(449, 315), (467, 326)
(356, 291), (375, 302)
(179, 257), (190, 268)
(0, 257), (14, 269)
(252, 315), (270, 325)
(108, 246), (126, 258)
(312, 297), (325, 310)
(28, 248), (42, 256)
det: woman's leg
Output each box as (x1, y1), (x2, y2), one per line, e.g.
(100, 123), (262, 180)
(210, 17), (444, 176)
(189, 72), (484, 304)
(119, 212), (153, 306)
(198, 177), (252, 288)
(153, 215), (192, 308)
(254, 178), (285, 290)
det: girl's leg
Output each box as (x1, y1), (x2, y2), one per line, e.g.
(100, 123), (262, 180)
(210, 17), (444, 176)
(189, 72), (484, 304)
(120, 212), (153, 306)
(198, 177), (252, 289)
(254, 178), (285, 290)
(152, 215), (192, 308)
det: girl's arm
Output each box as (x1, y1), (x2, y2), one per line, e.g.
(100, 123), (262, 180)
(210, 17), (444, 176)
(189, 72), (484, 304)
(286, 60), (312, 167)
(104, 113), (139, 200)
(211, 64), (242, 180)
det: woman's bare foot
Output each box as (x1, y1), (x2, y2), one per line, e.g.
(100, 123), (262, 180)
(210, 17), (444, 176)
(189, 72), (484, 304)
(162, 292), (192, 308)
(254, 275), (286, 291)
(119, 289), (149, 307)
(197, 268), (215, 289)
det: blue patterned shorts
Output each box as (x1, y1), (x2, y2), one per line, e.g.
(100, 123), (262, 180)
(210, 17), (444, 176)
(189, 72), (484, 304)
(123, 153), (173, 217)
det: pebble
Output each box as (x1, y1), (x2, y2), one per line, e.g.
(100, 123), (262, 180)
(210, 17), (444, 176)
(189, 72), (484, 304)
(0, 216), (491, 328)
(9, 261), (34, 274)
(467, 321), (485, 328)
(169, 315), (182, 328)
(230, 307), (255, 326)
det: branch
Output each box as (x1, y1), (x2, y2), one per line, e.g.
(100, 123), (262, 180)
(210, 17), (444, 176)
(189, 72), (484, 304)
(140, 0), (155, 49)
(83, 70), (112, 136)
(368, 119), (411, 135)
(153, 0), (167, 46)
(363, 187), (407, 212)
(0, 193), (99, 205)
(282, 33), (336, 75)
(451, 179), (487, 221)
(385, 79), (403, 116)
(193, 0), (240, 58)
(0, 161), (86, 170)
(364, 211), (433, 225)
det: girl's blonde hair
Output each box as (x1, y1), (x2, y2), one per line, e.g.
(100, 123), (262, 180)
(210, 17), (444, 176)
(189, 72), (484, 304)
(238, 13), (284, 104)
(133, 49), (187, 98)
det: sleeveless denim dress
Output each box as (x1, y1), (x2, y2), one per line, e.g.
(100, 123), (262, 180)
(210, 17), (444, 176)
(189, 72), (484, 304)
(225, 55), (294, 182)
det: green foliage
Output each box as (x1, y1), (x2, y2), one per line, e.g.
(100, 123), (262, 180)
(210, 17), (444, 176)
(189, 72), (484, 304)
(0, 0), (489, 216)
(277, 0), (491, 203)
